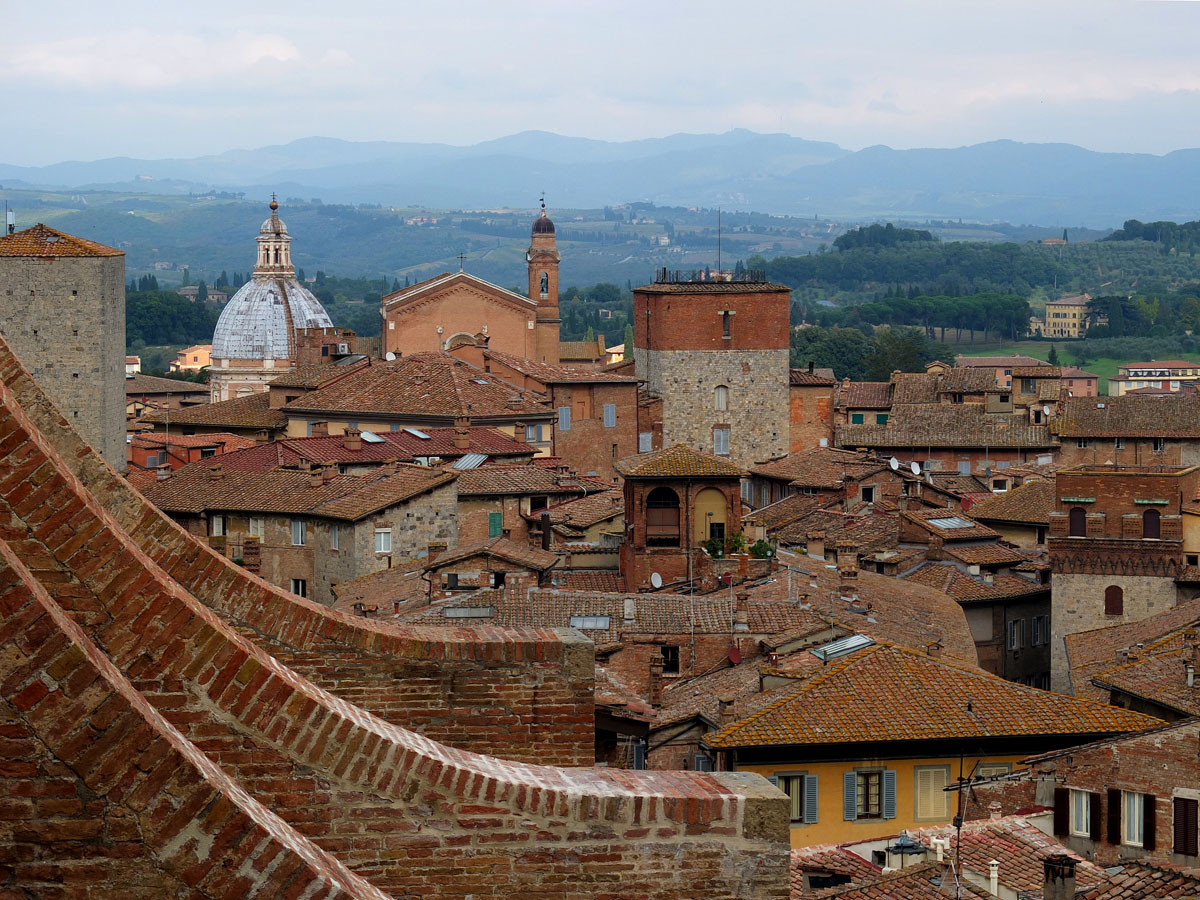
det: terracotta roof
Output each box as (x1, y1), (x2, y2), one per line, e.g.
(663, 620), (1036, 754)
(634, 280), (789, 294)
(1088, 630), (1200, 717)
(456, 463), (605, 496)
(382, 271), (534, 311)
(703, 641), (1159, 749)
(0, 223), (122, 257)
(1046, 294), (1091, 305)
(775, 509), (900, 556)
(483, 349), (638, 383)
(1055, 393), (1200, 438)
(1061, 366), (1097, 379)
(1080, 861), (1200, 900)
(955, 355), (1046, 368)
(142, 461), (455, 521)
(790, 368), (836, 386)
(813, 862), (987, 900)
(743, 494), (826, 531)
(125, 373), (209, 396)
(659, 654), (807, 729)
(557, 339), (607, 361)
(925, 473), (988, 495)
(1118, 359), (1199, 369)
(903, 508), (999, 541)
(426, 536), (559, 574)
(267, 359), (370, 388)
(1063, 596), (1200, 700)
(789, 846), (880, 898)
(942, 543), (1030, 566)
(902, 563), (1047, 604)
(967, 479), (1057, 525)
(838, 382), (892, 409)
(144, 392), (286, 430)
(331, 558), (428, 612)
(750, 447), (887, 487)
(130, 432), (255, 452)
(282, 352), (551, 420)
(529, 489), (624, 530)
(555, 570), (624, 592)
(837, 405), (1055, 449)
(890, 373), (940, 404)
(615, 444), (747, 479)
(1013, 366), (1061, 378)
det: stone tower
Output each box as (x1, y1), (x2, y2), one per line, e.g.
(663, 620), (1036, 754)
(633, 276), (791, 466)
(0, 223), (125, 468)
(527, 200), (561, 364)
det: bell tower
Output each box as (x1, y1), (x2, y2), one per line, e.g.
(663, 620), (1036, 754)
(527, 198), (560, 364)
(255, 194), (294, 278)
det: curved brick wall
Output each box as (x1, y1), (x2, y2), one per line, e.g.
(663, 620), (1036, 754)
(0, 337), (789, 899)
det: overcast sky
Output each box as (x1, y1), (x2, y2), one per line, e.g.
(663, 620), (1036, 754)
(7, 0), (1200, 166)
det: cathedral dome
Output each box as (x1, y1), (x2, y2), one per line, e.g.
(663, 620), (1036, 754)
(212, 278), (332, 361)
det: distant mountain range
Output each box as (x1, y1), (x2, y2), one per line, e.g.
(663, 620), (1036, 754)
(3, 130), (1199, 228)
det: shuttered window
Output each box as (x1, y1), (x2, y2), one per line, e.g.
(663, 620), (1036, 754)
(1174, 797), (1199, 857)
(488, 512), (502, 538)
(603, 403), (617, 427)
(915, 766), (951, 821)
(771, 774), (819, 824)
(558, 406), (571, 431)
(843, 770), (895, 821)
(713, 427), (731, 456)
(639, 432), (652, 453)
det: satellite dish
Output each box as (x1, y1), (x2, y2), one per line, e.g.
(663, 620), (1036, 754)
(650, 572), (663, 589)
(385, 352), (396, 361)
(910, 461), (921, 475)
(1042, 405), (1051, 416)
(889, 457), (900, 471)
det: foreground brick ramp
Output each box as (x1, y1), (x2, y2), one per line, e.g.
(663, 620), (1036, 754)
(0, 336), (788, 899)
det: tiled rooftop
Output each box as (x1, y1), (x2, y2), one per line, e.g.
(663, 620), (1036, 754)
(455, 463), (606, 496)
(813, 861), (987, 900)
(330, 558), (428, 612)
(129, 432), (254, 452)
(789, 845), (880, 898)
(635, 280), (790, 294)
(1055, 393), (1200, 438)
(124, 373), (210, 395)
(1088, 629), (1200, 717)
(837, 404), (1055, 449)
(743, 494), (826, 531)
(837, 381), (893, 409)
(750, 447), (887, 487)
(902, 563), (1047, 604)
(955, 355), (1047, 368)
(942, 543), (1030, 566)
(428, 536), (560, 573)
(775, 509), (900, 556)
(529, 489), (624, 530)
(704, 641), (1159, 749)
(143, 392), (287, 429)
(903, 508), (1000, 541)
(484, 349), (638, 383)
(1080, 860), (1200, 900)
(967, 479), (1057, 525)
(790, 368), (837, 386)
(267, 359), (370, 388)
(0, 223), (123, 257)
(615, 444), (747, 479)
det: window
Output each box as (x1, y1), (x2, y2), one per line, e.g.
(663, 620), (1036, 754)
(1007, 618), (1025, 650)
(1105, 585), (1124, 616)
(957, 460), (971, 475)
(851, 413), (865, 425)
(713, 427), (731, 456)
(1153, 437), (1166, 452)
(639, 432), (653, 453)
(291, 519), (306, 546)
(976, 763), (1012, 778)
(249, 517), (265, 540)
(875, 413), (889, 425)
(772, 774), (819, 824)
(845, 770), (895, 821)
(374, 528), (392, 554)
(722, 311), (731, 338)
(1068, 506), (1087, 537)
(1070, 789), (1094, 838)
(209, 515), (225, 538)
(660, 645), (680, 675)
(557, 406), (571, 431)
(525, 424), (542, 443)
(1077, 438), (1090, 449)
(200, 447), (216, 459)
(1189, 554), (1199, 567)
(329, 523), (339, 551)
(1022, 377), (1037, 393)
(1115, 438), (1126, 450)
(1144, 508), (1161, 539)
(713, 385), (729, 412)
(951, 393), (964, 404)
(860, 486), (875, 504)
(290, 578), (307, 598)
(1121, 790), (1153, 847)
(646, 487), (681, 547)
(1175, 797), (1199, 857)
(488, 512), (502, 538)
(914, 766), (951, 821)
(1000, 393), (1011, 403)
(145, 453), (160, 468)
(1031, 614), (1050, 647)
(603, 403), (617, 427)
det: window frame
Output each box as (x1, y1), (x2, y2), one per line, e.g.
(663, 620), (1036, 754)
(374, 527), (392, 555)
(713, 427), (731, 457)
(291, 519), (307, 546)
(856, 770), (883, 820)
(209, 514), (225, 538)
(603, 403), (617, 427)
(660, 645), (681, 675)
(914, 765), (952, 821)
(1122, 790), (1145, 847)
(290, 578), (307, 598)
(329, 523), (339, 551)
(1070, 789), (1092, 838)
(774, 772), (819, 824)
(714, 385), (729, 412)
(248, 517), (265, 540)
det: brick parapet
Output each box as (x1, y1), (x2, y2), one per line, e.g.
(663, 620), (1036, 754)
(0, 334), (791, 898)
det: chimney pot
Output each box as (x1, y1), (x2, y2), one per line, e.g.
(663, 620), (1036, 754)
(343, 426), (362, 451)
(989, 859), (1000, 896)
(310, 421), (328, 437)
(988, 800), (1002, 820)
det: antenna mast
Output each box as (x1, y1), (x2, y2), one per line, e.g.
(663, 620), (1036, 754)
(717, 208), (722, 278)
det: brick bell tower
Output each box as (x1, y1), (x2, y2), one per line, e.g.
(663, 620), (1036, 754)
(528, 198), (561, 364)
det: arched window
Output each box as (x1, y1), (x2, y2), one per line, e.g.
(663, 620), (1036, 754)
(1143, 508), (1161, 539)
(539, 272), (549, 296)
(1068, 506), (1087, 537)
(714, 384), (729, 412)
(645, 486), (681, 548)
(1104, 585), (1124, 616)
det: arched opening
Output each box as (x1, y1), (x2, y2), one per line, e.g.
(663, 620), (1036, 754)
(1068, 506), (1087, 537)
(539, 272), (549, 297)
(645, 486), (680, 547)
(694, 487), (728, 544)
(714, 384), (729, 412)
(1104, 585), (1124, 616)
(1143, 508), (1161, 539)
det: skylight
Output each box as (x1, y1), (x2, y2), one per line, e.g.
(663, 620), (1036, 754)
(569, 615), (611, 630)
(404, 427), (431, 439)
(927, 516), (974, 530)
(360, 431), (386, 443)
(443, 606), (494, 619)
(452, 453), (488, 470)
(811, 634), (875, 660)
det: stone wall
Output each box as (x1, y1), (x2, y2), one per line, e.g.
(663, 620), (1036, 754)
(0, 253), (125, 468)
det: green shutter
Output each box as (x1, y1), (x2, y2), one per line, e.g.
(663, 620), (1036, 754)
(843, 772), (858, 821)
(883, 770), (897, 819)
(488, 512), (502, 538)
(804, 774), (819, 824)
(851, 413), (864, 425)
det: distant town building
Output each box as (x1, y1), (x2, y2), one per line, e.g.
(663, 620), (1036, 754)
(125, 355), (141, 375)
(1034, 293), (1096, 338)
(169, 344), (212, 373)
(208, 198), (334, 403)
(0, 223), (126, 467)
(1108, 359), (1200, 396)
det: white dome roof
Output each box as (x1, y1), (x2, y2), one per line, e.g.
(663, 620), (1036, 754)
(212, 277), (332, 361)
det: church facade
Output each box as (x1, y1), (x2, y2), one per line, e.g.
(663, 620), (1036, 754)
(382, 204), (562, 364)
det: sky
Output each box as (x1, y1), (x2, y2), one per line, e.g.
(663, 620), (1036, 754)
(6, 0), (1200, 166)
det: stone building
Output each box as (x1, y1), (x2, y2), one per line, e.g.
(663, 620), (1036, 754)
(633, 275), (791, 466)
(208, 198), (334, 402)
(382, 202), (562, 364)
(0, 223), (125, 467)
(1048, 464), (1200, 691)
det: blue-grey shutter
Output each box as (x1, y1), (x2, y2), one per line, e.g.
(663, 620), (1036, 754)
(883, 769), (897, 819)
(766, 775), (779, 788)
(603, 403), (616, 428)
(558, 406), (571, 431)
(639, 432), (652, 453)
(804, 774), (819, 824)
(843, 772), (858, 821)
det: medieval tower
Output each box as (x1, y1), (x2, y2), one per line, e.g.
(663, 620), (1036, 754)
(528, 200), (561, 364)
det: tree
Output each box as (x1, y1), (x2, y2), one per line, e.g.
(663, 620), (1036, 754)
(623, 323), (634, 358)
(1048, 343), (1060, 365)
(181, 267), (190, 287)
(585, 326), (595, 341)
(196, 280), (208, 303)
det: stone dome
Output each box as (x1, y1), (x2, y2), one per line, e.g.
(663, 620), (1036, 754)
(259, 197), (288, 236)
(532, 210), (555, 235)
(211, 277), (332, 361)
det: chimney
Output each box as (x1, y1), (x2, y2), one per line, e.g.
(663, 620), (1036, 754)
(989, 800), (1003, 820)
(310, 421), (329, 437)
(988, 859), (1000, 896)
(453, 416), (471, 449)
(1042, 854), (1077, 900)
(981, 571), (994, 585)
(426, 541), (447, 562)
(931, 838), (946, 863)
(310, 467), (324, 487)
(716, 694), (737, 727)
(322, 464), (337, 483)
(208, 464), (224, 482)
(808, 359), (815, 374)
(648, 650), (664, 708)
(343, 426), (362, 451)
(540, 512), (552, 551)
(927, 641), (943, 659)
(156, 464), (171, 481)
(506, 396), (523, 410)
(806, 530), (826, 560)
(734, 594), (749, 632)
(255, 429), (271, 444)
(836, 540), (859, 574)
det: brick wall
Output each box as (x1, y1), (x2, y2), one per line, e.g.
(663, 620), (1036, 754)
(550, 381), (639, 483)
(0, 333), (791, 898)
(383, 281), (539, 359)
(789, 385), (834, 452)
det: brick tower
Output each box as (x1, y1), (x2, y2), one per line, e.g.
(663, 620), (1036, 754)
(527, 199), (561, 364)
(0, 223), (125, 468)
